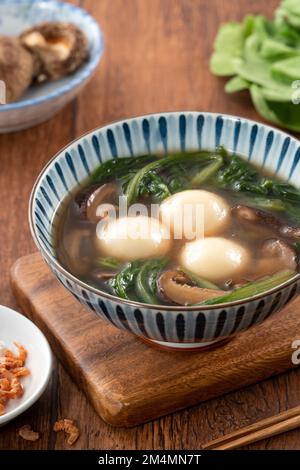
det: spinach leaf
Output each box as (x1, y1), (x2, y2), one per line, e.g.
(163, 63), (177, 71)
(108, 258), (168, 303)
(190, 155), (223, 186)
(216, 153), (300, 223)
(135, 258), (168, 304)
(125, 151), (223, 205)
(96, 257), (122, 269)
(261, 179), (300, 203)
(216, 154), (261, 193)
(201, 270), (295, 305)
(240, 196), (286, 212)
(285, 203), (300, 226)
(90, 154), (156, 185)
(138, 171), (171, 202)
(108, 260), (144, 300)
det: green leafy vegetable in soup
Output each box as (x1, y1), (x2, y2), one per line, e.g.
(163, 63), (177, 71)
(54, 148), (300, 307)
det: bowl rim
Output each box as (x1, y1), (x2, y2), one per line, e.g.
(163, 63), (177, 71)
(0, 0), (104, 112)
(29, 110), (300, 312)
(0, 304), (52, 426)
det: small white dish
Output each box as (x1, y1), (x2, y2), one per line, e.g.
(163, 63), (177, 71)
(0, 305), (52, 426)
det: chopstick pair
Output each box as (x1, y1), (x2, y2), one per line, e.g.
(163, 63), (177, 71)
(203, 404), (300, 450)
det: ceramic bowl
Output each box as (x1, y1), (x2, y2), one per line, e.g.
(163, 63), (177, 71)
(29, 112), (300, 350)
(0, 305), (52, 426)
(0, 0), (104, 133)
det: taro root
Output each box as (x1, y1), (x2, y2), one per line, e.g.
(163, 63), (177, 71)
(20, 22), (89, 81)
(74, 183), (118, 222)
(232, 204), (300, 242)
(157, 270), (224, 306)
(0, 36), (35, 102)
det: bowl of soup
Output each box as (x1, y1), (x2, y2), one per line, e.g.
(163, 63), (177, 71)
(29, 112), (300, 350)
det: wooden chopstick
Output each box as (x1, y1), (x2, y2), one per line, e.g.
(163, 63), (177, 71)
(203, 404), (300, 450)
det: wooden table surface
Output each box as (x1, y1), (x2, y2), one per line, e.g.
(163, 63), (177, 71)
(1, 0), (300, 450)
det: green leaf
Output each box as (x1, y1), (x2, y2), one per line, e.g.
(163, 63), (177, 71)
(235, 60), (292, 96)
(243, 197), (286, 212)
(135, 258), (168, 304)
(96, 257), (121, 269)
(274, 17), (300, 46)
(210, 21), (249, 76)
(259, 86), (292, 102)
(243, 34), (262, 63)
(286, 203), (300, 225)
(139, 171), (171, 202)
(201, 270), (295, 305)
(225, 76), (250, 93)
(210, 53), (238, 76)
(108, 258), (168, 303)
(108, 260), (143, 300)
(271, 56), (300, 84)
(179, 268), (219, 289)
(90, 154), (155, 185)
(210, 1), (300, 130)
(250, 84), (300, 132)
(216, 153), (260, 193)
(125, 160), (164, 205)
(125, 151), (218, 205)
(281, 0), (300, 16)
(214, 22), (245, 55)
(190, 155), (223, 186)
(252, 15), (274, 38)
(260, 37), (300, 61)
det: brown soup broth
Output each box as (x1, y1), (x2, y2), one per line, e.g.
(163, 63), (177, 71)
(53, 151), (300, 304)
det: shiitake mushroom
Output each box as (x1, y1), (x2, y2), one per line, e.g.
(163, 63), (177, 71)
(248, 238), (297, 280)
(232, 204), (300, 241)
(74, 183), (118, 222)
(60, 227), (94, 276)
(20, 22), (89, 82)
(157, 270), (224, 306)
(0, 36), (35, 102)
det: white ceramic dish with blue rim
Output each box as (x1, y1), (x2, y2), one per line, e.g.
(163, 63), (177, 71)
(0, 0), (104, 133)
(0, 305), (52, 426)
(29, 111), (300, 351)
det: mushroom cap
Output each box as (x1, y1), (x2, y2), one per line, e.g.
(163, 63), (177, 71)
(74, 183), (118, 222)
(249, 238), (297, 279)
(0, 36), (34, 102)
(232, 204), (300, 242)
(157, 270), (224, 305)
(20, 22), (89, 81)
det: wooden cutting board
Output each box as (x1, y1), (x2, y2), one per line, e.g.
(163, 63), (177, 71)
(10, 253), (300, 427)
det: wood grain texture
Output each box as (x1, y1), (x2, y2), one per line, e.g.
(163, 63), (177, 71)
(1, 0), (300, 449)
(9, 253), (300, 428)
(203, 405), (300, 449)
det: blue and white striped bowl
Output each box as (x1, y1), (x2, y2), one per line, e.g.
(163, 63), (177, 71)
(29, 112), (300, 350)
(0, 0), (104, 133)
